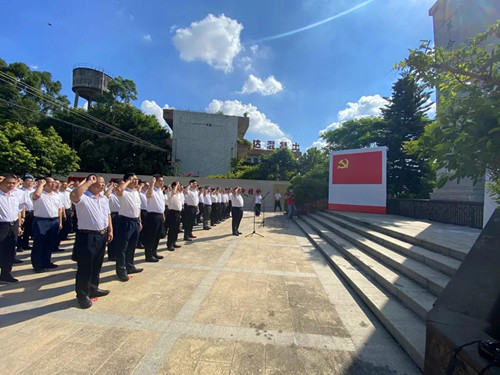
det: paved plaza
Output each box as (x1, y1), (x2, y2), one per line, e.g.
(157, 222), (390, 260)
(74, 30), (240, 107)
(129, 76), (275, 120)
(0, 212), (421, 375)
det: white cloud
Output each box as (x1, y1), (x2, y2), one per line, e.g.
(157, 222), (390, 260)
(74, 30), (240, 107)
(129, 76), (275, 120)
(240, 75), (283, 96)
(238, 57), (253, 71)
(170, 25), (177, 33)
(30, 65), (39, 70)
(309, 139), (327, 150)
(206, 99), (285, 140)
(338, 94), (388, 121)
(312, 94), (388, 148)
(143, 34), (152, 42)
(173, 14), (243, 73)
(141, 100), (172, 132)
(250, 45), (258, 54)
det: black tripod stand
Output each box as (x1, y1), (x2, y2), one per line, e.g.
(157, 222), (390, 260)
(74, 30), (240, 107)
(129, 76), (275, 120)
(258, 192), (269, 228)
(246, 195), (264, 237)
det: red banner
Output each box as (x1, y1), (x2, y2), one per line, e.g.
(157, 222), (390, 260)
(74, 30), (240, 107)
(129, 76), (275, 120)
(332, 151), (382, 184)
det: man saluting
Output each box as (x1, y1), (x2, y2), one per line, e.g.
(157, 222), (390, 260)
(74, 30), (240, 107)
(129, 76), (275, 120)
(70, 174), (113, 309)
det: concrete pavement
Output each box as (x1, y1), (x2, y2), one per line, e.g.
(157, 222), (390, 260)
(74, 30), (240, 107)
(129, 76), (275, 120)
(0, 212), (420, 375)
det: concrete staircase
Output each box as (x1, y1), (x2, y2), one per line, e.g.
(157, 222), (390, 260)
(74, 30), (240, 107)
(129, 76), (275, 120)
(294, 211), (465, 372)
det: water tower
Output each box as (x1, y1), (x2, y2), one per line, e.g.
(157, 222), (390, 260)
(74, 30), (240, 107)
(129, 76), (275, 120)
(72, 67), (113, 108)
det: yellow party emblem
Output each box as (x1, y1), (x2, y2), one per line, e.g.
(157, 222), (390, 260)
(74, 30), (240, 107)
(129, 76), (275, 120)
(337, 158), (349, 169)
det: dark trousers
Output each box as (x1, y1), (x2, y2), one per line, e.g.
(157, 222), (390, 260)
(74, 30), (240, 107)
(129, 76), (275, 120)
(274, 200), (282, 211)
(59, 208), (73, 240)
(227, 202), (232, 218)
(210, 203), (217, 226)
(20, 211), (34, 249)
(74, 231), (106, 299)
(32, 218), (59, 270)
(203, 205), (211, 228)
(115, 216), (140, 276)
(197, 203), (204, 223)
(142, 212), (164, 258)
(161, 207), (168, 238)
(107, 212), (119, 259)
(255, 203), (261, 216)
(184, 205), (196, 238)
(166, 210), (181, 247)
(231, 207), (243, 233)
(138, 209), (147, 246)
(0, 221), (18, 276)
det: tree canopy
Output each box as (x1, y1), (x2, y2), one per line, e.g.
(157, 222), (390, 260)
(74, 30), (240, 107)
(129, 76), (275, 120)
(0, 58), (171, 176)
(321, 73), (435, 198)
(398, 21), (500, 202)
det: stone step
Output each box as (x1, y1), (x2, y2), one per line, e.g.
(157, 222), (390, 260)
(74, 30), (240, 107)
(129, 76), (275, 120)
(323, 210), (467, 261)
(308, 214), (450, 296)
(294, 217), (425, 371)
(316, 212), (461, 277)
(301, 216), (437, 319)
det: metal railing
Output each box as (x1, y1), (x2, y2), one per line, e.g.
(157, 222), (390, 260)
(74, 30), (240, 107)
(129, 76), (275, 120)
(387, 199), (483, 228)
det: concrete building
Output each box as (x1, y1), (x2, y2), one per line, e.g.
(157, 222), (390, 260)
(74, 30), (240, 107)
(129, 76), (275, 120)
(428, 0), (500, 202)
(163, 109), (249, 177)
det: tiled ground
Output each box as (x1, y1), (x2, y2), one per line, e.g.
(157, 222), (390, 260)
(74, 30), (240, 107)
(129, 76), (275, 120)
(0, 213), (420, 375)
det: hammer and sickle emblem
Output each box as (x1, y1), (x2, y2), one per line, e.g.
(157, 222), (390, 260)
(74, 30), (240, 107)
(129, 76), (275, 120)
(337, 158), (349, 169)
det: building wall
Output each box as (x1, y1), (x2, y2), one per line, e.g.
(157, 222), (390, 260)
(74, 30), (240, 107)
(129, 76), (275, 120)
(172, 111), (238, 177)
(429, 0), (500, 203)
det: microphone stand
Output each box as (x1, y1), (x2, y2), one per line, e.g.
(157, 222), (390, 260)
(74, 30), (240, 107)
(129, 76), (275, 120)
(259, 192), (270, 228)
(246, 194), (263, 237)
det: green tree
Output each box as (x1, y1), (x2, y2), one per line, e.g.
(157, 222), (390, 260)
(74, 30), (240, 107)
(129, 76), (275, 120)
(379, 72), (435, 198)
(398, 21), (500, 202)
(321, 117), (385, 151)
(290, 147), (330, 203)
(259, 148), (298, 181)
(0, 122), (79, 175)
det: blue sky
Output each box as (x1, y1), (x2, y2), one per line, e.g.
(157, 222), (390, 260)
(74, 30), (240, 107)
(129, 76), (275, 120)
(1, 0), (437, 151)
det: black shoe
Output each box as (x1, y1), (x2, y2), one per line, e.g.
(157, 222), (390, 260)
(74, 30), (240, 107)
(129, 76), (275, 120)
(190, 235), (197, 239)
(53, 248), (65, 252)
(232, 232), (239, 236)
(238, 231), (242, 234)
(33, 268), (46, 273)
(13, 258), (23, 264)
(128, 268), (143, 274)
(173, 244), (181, 248)
(145, 257), (159, 263)
(203, 227), (210, 230)
(89, 289), (110, 298)
(184, 237), (193, 242)
(0, 274), (19, 283)
(78, 296), (92, 309)
(44, 263), (58, 269)
(117, 273), (129, 282)
(154, 254), (164, 259)
(166, 246), (175, 251)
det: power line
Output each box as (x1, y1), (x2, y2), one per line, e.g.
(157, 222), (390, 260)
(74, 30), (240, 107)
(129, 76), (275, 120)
(0, 97), (166, 148)
(0, 71), (169, 152)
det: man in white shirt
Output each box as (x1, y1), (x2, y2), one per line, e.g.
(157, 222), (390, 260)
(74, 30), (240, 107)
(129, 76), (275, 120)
(0, 175), (23, 282)
(143, 175), (166, 262)
(137, 182), (149, 249)
(106, 179), (122, 261)
(114, 173), (143, 281)
(274, 192), (282, 211)
(202, 186), (212, 230)
(166, 181), (183, 251)
(231, 187), (244, 236)
(19, 174), (35, 251)
(31, 177), (63, 273)
(59, 181), (73, 241)
(70, 174), (113, 308)
(183, 180), (199, 241)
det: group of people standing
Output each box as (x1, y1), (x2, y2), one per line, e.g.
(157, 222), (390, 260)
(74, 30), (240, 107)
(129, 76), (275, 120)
(0, 173), (247, 309)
